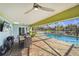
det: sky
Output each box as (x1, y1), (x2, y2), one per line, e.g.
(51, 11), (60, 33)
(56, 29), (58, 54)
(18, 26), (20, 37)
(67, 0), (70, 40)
(48, 18), (79, 28)
(42, 18), (79, 28)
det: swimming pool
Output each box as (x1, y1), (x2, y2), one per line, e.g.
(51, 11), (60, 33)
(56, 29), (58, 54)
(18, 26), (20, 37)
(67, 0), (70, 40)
(46, 33), (79, 46)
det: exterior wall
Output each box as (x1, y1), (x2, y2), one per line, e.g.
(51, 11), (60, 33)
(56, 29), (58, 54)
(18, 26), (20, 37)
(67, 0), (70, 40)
(0, 32), (10, 46)
(0, 16), (13, 46)
(12, 24), (28, 42)
(0, 16), (28, 45)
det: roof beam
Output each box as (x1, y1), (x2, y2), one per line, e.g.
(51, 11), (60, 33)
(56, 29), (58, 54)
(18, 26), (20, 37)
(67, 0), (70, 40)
(31, 5), (79, 27)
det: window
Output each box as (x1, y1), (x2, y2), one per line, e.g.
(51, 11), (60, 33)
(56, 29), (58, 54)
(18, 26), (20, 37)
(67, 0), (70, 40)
(19, 27), (25, 35)
(0, 20), (4, 32)
(3, 21), (11, 32)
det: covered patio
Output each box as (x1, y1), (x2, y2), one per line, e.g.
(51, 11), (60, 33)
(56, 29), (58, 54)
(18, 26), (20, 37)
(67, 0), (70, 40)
(0, 3), (79, 56)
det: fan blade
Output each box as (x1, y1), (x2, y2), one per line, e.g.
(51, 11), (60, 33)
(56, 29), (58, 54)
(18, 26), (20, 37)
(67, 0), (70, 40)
(38, 5), (54, 12)
(24, 7), (34, 14)
(33, 3), (38, 7)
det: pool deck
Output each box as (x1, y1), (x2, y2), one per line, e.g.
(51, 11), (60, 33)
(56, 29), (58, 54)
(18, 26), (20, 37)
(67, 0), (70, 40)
(21, 32), (79, 56)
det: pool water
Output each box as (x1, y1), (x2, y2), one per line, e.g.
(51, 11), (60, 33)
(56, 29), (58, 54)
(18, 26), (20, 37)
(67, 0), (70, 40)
(46, 33), (79, 46)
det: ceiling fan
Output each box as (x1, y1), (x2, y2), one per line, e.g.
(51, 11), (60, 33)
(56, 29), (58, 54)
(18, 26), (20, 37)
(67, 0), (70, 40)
(24, 3), (54, 14)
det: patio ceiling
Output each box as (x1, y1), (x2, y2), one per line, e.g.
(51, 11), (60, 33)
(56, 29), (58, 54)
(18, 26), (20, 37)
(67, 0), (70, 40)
(0, 3), (78, 25)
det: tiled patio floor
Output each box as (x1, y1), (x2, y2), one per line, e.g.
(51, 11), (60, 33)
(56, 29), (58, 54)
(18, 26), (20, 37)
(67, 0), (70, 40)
(22, 36), (79, 56)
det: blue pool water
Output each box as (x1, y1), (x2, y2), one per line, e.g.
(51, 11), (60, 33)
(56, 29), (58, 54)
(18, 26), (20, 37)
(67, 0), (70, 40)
(46, 33), (79, 46)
